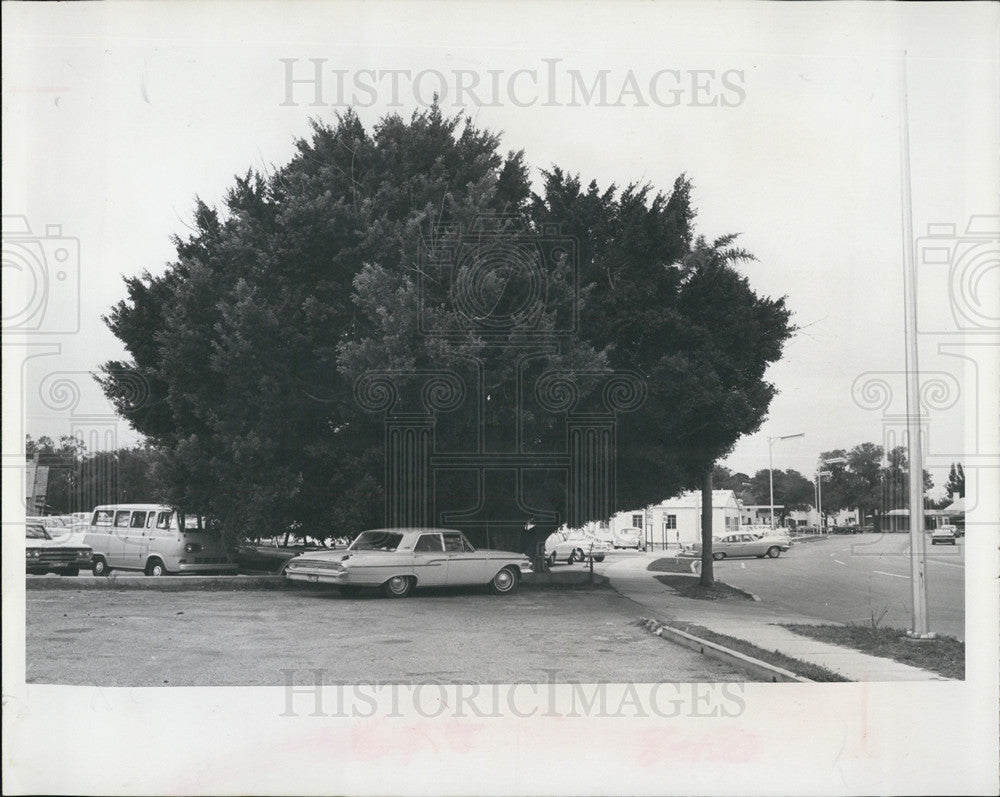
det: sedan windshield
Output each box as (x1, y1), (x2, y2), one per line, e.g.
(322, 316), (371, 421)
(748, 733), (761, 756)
(26, 524), (51, 540)
(350, 531), (403, 551)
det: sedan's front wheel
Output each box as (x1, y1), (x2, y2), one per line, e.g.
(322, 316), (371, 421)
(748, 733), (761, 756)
(767, 547), (782, 559)
(489, 566), (519, 595)
(712, 552), (726, 561)
(382, 575), (414, 598)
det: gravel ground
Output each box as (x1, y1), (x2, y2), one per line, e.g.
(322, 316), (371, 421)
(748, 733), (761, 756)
(25, 585), (754, 685)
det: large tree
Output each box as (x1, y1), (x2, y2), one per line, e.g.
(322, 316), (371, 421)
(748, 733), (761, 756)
(744, 467), (814, 525)
(99, 106), (793, 555)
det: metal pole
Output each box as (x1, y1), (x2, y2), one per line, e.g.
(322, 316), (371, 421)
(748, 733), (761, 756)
(898, 51), (931, 638)
(818, 473), (823, 532)
(768, 439), (775, 530)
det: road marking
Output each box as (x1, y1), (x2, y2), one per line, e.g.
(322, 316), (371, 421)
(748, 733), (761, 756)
(927, 559), (965, 569)
(873, 570), (908, 579)
(833, 559), (846, 565)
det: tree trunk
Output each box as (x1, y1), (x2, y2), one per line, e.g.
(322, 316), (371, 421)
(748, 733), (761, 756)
(699, 467), (714, 587)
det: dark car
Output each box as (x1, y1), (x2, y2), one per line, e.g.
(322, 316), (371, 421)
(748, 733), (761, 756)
(236, 537), (337, 574)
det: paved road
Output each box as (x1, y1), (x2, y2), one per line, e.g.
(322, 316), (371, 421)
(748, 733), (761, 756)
(690, 534), (964, 640)
(25, 585), (754, 686)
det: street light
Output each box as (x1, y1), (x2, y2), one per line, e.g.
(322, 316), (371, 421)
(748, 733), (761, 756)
(768, 433), (805, 530)
(816, 456), (848, 531)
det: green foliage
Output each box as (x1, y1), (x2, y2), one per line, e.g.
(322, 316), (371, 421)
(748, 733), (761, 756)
(98, 105), (794, 545)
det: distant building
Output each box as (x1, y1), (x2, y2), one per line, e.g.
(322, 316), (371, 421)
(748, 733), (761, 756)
(565, 490), (744, 550)
(884, 499), (965, 533)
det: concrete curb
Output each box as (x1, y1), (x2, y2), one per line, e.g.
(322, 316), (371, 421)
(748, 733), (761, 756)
(26, 571), (608, 592)
(26, 575), (289, 591)
(639, 617), (812, 683)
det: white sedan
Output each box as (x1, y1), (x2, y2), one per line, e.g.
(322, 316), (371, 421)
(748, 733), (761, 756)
(284, 528), (533, 597)
(545, 532), (611, 566)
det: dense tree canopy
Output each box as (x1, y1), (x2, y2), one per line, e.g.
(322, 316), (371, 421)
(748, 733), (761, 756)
(99, 106), (793, 548)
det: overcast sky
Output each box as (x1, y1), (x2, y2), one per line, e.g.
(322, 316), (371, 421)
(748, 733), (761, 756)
(4, 1), (998, 498)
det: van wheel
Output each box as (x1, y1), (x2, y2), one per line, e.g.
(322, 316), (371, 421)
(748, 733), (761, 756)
(92, 557), (110, 577)
(146, 559), (167, 576)
(382, 575), (414, 598)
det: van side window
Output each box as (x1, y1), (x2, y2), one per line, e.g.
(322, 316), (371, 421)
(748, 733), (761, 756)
(92, 510), (113, 526)
(146, 513), (156, 529)
(115, 511), (131, 528)
(130, 511), (147, 528)
(156, 512), (173, 530)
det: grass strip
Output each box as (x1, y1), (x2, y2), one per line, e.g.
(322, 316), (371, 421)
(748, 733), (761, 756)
(782, 623), (964, 680)
(646, 557), (699, 574)
(660, 620), (850, 682)
(652, 573), (755, 601)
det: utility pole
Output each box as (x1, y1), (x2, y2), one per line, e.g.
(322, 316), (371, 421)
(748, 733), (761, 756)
(768, 432), (804, 529)
(898, 51), (932, 639)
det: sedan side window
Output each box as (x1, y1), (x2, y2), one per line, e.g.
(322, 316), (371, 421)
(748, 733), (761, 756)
(443, 534), (464, 552)
(414, 534), (443, 552)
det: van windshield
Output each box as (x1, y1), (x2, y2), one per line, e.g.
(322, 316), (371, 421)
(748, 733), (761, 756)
(349, 531), (403, 551)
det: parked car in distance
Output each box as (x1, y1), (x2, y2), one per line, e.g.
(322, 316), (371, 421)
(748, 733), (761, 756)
(545, 532), (611, 565)
(749, 528), (793, 548)
(285, 528), (532, 597)
(685, 532), (790, 560)
(26, 522), (92, 576)
(612, 526), (643, 550)
(931, 525), (958, 545)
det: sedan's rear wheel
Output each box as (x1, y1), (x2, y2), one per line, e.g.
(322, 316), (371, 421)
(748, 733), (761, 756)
(489, 566), (519, 595)
(545, 552), (556, 568)
(593, 554), (605, 563)
(767, 546), (781, 559)
(712, 552), (726, 561)
(382, 575), (414, 598)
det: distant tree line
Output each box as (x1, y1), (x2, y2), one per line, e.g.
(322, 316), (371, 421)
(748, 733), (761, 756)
(713, 442), (959, 530)
(25, 435), (166, 515)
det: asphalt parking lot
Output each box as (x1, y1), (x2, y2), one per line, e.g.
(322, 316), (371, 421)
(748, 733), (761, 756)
(25, 584), (753, 685)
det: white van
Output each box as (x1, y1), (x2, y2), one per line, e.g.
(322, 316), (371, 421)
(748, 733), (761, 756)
(84, 504), (236, 576)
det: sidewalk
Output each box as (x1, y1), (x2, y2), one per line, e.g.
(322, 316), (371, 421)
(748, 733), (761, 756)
(597, 554), (951, 681)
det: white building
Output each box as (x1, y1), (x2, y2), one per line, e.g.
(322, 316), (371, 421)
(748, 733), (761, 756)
(592, 490), (744, 550)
